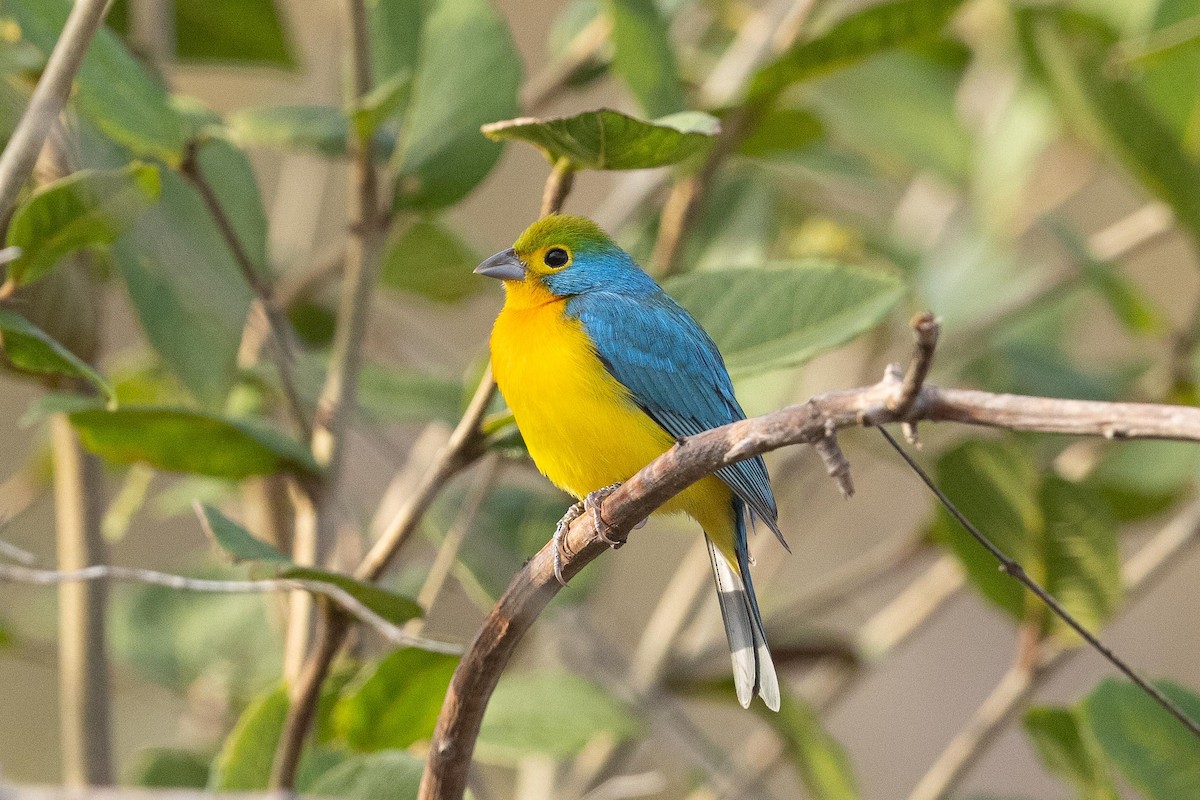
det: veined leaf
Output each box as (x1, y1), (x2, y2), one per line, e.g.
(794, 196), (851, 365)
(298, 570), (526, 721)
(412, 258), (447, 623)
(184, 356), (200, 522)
(306, 751), (424, 800)
(1017, 7), (1200, 249)
(663, 261), (905, 376)
(477, 672), (640, 764)
(379, 221), (480, 303)
(210, 685), (288, 790)
(607, 0), (684, 117)
(10, 0), (186, 163)
(748, 0), (966, 101)
(196, 504), (421, 625)
(334, 648), (460, 751)
(70, 407), (319, 479)
(392, 0), (521, 210)
(106, 0), (295, 67)
(111, 167), (253, 407)
(1023, 706), (1119, 800)
(5, 163), (160, 288)
(0, 309), (112, 398)
(483, 109), (719, 170)
(931, 439), (1042, 619)
(1082, 678), (1200, 799)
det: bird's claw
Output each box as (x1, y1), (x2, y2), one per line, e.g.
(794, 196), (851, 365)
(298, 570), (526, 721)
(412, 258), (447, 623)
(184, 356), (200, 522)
(552, 483), (627, 587)
(552, 501), (584, 586)
(586, 483), (624, 549)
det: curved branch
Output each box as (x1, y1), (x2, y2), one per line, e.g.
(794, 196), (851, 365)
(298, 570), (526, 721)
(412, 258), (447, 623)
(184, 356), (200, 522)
(417, 348), (1200, 800)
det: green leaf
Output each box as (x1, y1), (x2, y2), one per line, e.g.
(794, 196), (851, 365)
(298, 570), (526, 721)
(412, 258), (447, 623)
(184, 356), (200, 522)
(607, 0), (684, 117)
(392, 0), (521, 210)
(111, 168), (253, 406)
(210, 685), (288, 790)
(738, 108), (825, 157)
(483, 109), (720, 170)
(189, 138), (270, 279)
(227, 106), (353, 158)
(1023, 706), (1118, 800)
(196, 504), (422, 625)
(356, 364), (464, 426)
(749, 0), (966, 101)
(351, 72), (412, 140)
(69, 407), (319, 478)
(379, 221), (480, 302)
(759, 691), (858, 800)
(335, 649), (460, 751)
(931, 439), (1042, 619)
(9, 0), (186, 163)
(1088, 440), (1200, 519)
(1135, 0), (1200, 156)
(129, 748), (212, 789)
(306, 751), (424, 800)
(280, 567), (422, 626)
(0, 308), (113, 398)
(477, 672), (640, 764)
(1017, 8), (1200, 249)
(196, 503), (290, 564)
(5, 163), (161, 288)
(106, 0), (295, 67)
(1039, 477), (1122, 640)
(1082, 678), (1200, 799)
(366, 0), (423, 83)
(663, 261), (905, 376)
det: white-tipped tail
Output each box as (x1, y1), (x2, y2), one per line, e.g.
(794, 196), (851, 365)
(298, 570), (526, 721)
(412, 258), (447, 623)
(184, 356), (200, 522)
(706, 537), (780, 712)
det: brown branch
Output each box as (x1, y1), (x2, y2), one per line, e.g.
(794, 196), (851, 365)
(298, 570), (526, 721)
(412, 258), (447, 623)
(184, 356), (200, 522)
(417, 324), (1200, 799)
(179, 141), (311, 439)
(0, 0), (110, 241)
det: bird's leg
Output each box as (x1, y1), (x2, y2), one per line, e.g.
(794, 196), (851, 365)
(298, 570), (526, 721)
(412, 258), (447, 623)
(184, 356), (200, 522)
(585, 482), (624, 549)
(552, 500), (584, 587)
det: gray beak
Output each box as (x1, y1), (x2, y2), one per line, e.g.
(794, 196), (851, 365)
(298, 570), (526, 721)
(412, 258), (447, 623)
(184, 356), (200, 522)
(474, 248), (525, 281)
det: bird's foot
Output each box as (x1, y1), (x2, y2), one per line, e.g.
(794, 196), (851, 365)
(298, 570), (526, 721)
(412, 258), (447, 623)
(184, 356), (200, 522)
(585, 483), (624, 549)
(552, 501), (585, 587)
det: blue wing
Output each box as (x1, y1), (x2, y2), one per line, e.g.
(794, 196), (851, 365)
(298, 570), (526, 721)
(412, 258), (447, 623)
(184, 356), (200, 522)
(567, 290), (787, 550)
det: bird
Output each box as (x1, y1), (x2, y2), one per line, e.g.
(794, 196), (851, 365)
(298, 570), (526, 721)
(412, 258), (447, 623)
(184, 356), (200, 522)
(476, 214), (786, 711)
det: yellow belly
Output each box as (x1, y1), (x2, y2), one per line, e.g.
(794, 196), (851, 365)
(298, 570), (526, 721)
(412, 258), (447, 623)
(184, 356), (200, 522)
(490, 291), (733, 538)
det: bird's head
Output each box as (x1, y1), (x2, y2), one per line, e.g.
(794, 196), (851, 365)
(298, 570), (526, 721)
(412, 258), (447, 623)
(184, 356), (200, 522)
(475, 215), (657, 305)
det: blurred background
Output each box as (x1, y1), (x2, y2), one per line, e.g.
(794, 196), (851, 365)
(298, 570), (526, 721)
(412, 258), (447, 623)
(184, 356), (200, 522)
(1, 0), (1200, 798)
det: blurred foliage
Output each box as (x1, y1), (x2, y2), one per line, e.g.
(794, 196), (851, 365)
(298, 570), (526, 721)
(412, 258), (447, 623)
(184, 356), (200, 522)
(2, 0), (1200, 796)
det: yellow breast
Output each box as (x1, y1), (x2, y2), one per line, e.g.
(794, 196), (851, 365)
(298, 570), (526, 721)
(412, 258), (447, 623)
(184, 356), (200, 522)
(489, 280), (733, 536)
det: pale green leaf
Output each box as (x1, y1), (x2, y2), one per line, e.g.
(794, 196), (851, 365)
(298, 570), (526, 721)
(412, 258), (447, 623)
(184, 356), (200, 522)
(69, 407), (319, 478)
(749, 0), (966, 101)
(931, 440), (1042, 619)
(9, 0), (187, 163)
(210, 685), (288, 790)
(335, 649), (460, 751)
(477, 672), (640, 764)
(6, 162), (160, 287)
(1082, 678), (1200, 799)
(392, 0), (521, 210)
(130, 748), (212, 789)
(196, 503), (289, 564)
(1023, 706), (1119, 800)
(483, 109), (719, 170)
(0, 309), (112, 398)
(607, 0), (684, 117)
(379, 221), (480, 302)
(106, 0), (295, 67)
(306, 751), (424, 800)
(227, 106), (351, 158)
(663, 261), (905, 376)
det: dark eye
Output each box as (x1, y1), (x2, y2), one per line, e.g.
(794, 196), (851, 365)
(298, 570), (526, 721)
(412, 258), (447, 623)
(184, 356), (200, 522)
(544, 247), (569, 268)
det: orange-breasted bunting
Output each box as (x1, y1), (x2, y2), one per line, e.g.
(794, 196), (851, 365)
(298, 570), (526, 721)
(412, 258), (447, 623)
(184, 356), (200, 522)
(476, 215), (786, 711)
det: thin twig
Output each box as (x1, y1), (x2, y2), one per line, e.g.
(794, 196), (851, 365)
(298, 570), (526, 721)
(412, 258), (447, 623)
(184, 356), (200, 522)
(179, 141), (311, 439)
(0, 0), (110, 242)
(876, 425), (1200, 740)
(417, 318), (1200, 800)
(891, 312), (939, 419)
(0, 561), (461, 655)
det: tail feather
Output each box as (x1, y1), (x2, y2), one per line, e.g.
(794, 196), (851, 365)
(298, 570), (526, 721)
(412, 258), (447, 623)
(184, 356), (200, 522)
(706, 534), (780, 712)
